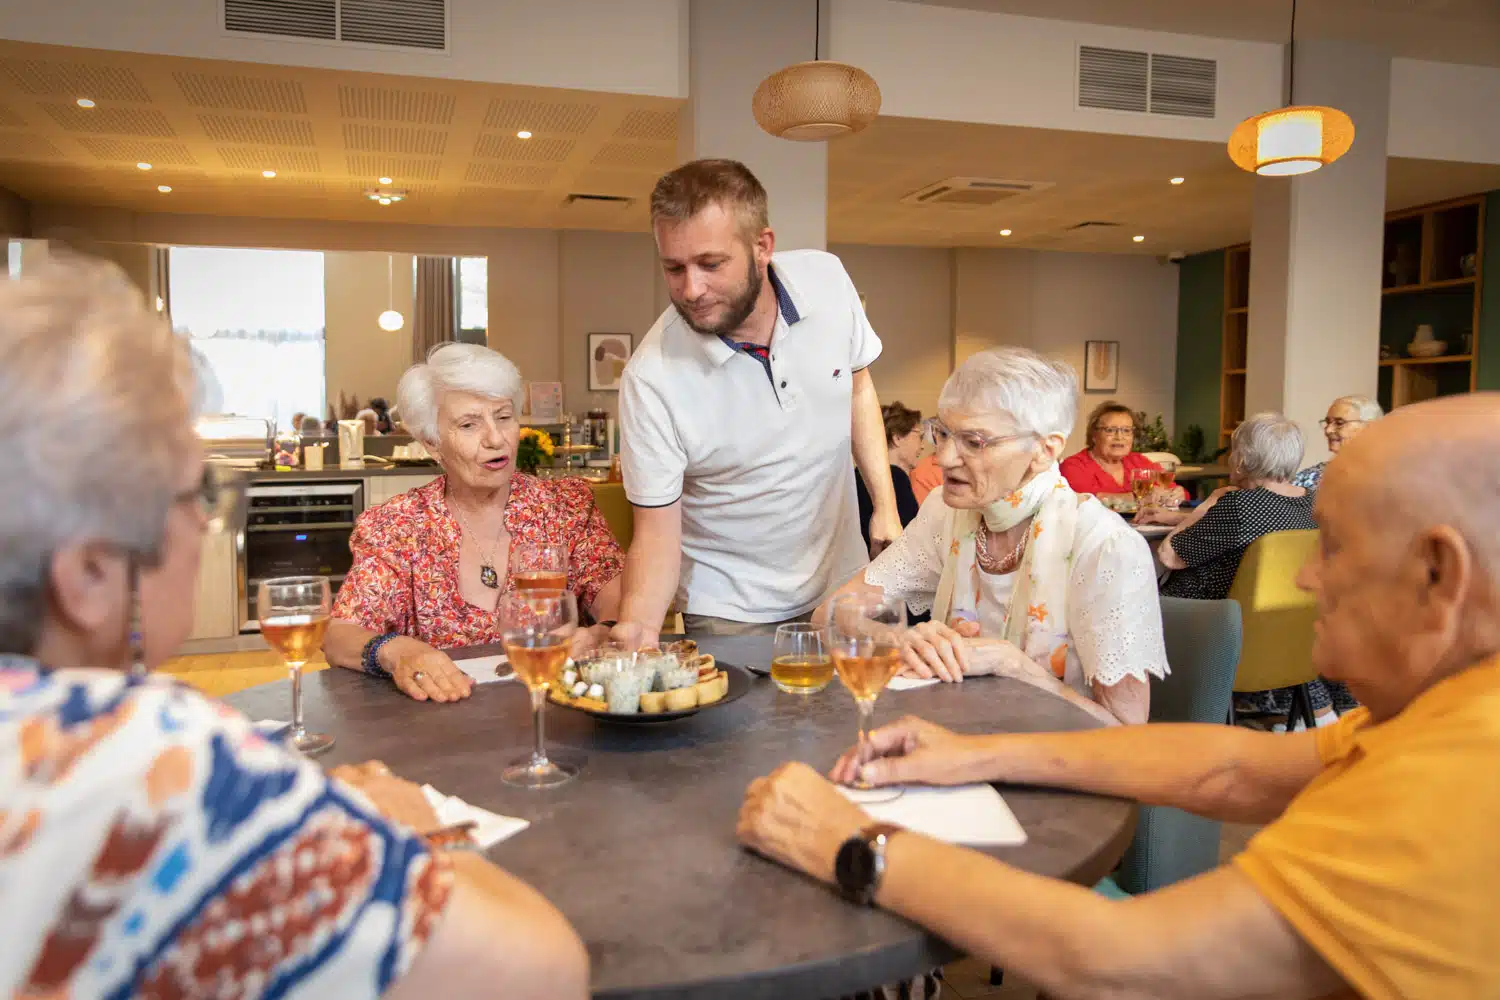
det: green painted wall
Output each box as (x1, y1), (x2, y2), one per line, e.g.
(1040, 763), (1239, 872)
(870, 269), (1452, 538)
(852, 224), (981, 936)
(1173, 249), (1225, 450)
(1477, 191), (1500, 391)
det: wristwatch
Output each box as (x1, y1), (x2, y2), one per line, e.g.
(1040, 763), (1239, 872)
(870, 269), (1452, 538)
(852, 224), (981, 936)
(834, 822), (904, 905)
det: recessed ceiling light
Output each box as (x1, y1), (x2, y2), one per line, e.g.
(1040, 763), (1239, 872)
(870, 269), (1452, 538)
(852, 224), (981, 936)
(516, 130), (532, 139)
(75, 98), (95, 108)
(157, 185), (172, 193)
(1170, 176), (1186, 185)
(1132, 234), (1146, 242)
(136, 162), (152, 171)
(378, 176), (393, 185)
(999, 229), (1012, 236)
(378, 197), (392, 205)
(262, 169), (277, 178)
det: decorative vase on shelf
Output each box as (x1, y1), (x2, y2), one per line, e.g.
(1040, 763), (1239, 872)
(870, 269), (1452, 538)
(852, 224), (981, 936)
(1460, 253), (1477, 277)
(1407, 324), (1446, 358)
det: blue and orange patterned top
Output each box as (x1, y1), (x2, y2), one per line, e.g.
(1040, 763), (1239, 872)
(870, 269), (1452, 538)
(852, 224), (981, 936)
(0, 658), (452, 998)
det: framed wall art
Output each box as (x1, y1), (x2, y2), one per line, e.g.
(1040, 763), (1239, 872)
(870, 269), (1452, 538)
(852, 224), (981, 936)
(589, 333), (633, 391)
(1083, 340), (1119, 392)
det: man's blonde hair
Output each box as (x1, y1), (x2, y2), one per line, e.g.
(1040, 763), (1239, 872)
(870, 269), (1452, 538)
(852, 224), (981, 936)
(649, 159), (769, 240)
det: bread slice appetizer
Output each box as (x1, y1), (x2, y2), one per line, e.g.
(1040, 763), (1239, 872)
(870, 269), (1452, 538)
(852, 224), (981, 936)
(663, 686), (699, 712)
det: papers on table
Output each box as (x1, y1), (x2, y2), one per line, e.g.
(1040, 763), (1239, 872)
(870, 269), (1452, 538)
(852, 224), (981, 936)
(421, 785), (530, 849)
(887, 675), (941, 691)
(1134, 524), (1172, 539)
(454, 654), (516, 685)
(252, 719), (291, 743)
(841, 783), (1028, 847)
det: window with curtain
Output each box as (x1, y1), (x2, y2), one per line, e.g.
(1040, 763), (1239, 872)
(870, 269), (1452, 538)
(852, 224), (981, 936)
(169, 247), (325, 431)
(457, 256), (487, 344)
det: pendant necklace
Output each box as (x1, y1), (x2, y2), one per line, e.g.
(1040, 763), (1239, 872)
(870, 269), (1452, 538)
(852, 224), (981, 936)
(449, 499), (506, 589)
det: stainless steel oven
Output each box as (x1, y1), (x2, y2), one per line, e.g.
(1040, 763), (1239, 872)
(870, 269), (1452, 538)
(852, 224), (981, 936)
(240, 481), (363, 630)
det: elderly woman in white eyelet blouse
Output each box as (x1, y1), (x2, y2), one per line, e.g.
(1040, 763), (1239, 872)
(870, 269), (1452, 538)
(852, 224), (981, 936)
(818, 347), (1169, 726)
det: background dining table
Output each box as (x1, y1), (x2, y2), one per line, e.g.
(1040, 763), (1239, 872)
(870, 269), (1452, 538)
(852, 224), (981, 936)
(225, 632), (1136, 1000)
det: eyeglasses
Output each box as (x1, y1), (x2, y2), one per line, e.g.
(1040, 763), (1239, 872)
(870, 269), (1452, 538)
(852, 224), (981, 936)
(1096, 426), (1135, 438)
(175, 464), (245, 532)
(1319, 417), (1364, 432)
(926, 420), (1034, 457)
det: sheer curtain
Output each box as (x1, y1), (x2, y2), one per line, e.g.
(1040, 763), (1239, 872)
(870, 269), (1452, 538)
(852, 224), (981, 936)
(412, 256), (456, 363)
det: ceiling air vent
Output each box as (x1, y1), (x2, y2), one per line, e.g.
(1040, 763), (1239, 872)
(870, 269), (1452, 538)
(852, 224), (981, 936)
(223, 0), (446, 51)
(901, 177), (1054, 208)
(1066, 220), (1122, 231)
(1078, 46), (1217, 119)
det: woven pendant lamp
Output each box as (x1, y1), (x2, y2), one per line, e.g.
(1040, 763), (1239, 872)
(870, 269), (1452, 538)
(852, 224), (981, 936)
(752, 0), (881, 141)
(1228, 0), (1354, 176)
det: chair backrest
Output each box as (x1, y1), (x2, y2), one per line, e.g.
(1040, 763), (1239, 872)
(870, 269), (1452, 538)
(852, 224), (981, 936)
(1115, 597), (1241, 894)
(1142, 451), (1181, 469)
(1227, 529), (1320, 693)
(589, 481), (634, 551)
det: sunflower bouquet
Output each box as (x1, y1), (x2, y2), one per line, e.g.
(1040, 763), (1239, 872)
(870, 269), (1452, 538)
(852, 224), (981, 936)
(516, 427), (556, 474)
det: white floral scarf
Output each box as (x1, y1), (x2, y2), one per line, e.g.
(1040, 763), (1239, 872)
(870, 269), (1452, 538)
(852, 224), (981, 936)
(931, 464), (1077, 677)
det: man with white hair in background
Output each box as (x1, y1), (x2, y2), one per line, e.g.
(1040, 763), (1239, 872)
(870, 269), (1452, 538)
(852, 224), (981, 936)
(740, 393), (1500, 999)
(610, 159), (902, 645)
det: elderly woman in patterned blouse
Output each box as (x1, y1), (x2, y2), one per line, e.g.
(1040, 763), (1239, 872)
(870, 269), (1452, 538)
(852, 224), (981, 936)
(0, 259), (586, 999)
(325, 344), (624, 703)
(819, 347), (1169, 726)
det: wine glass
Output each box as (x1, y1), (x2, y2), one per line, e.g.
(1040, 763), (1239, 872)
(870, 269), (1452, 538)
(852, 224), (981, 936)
(257, 576), (334, 755)
(511, 541), (569, 593)
(499, 589), (579, 789)
(1128, 467), (1155, 506)
(828, 591), (908, 804)
(770, 623), (833, 694)
(1154, 465), (1181, 509)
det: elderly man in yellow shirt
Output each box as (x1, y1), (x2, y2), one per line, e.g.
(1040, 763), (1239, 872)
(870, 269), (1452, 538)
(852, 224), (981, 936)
(738, 391), (1500, 1000)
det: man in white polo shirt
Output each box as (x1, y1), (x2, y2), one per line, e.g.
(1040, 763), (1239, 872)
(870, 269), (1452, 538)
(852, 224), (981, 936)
(611, 159), (901, 644)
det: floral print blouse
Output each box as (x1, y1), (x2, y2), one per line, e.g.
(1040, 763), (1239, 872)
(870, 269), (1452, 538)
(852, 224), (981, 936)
(332, 475), (624, 649)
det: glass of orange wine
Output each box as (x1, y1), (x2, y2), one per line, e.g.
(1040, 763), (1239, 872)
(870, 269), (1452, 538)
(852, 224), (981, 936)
(257, 576), (334, 755)
(1128, 467), (1155, 506)
(829, 591), (908, 803)
(512, 542), (569, 594)
(499, 589), (579, 789)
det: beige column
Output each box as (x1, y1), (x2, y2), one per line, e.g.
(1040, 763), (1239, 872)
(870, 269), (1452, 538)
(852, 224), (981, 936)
(678, 0), (828, 251)
(1246, 39), (1390, 464)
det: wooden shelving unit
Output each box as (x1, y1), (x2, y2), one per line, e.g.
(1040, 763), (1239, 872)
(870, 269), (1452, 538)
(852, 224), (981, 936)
(1379, 196), (1484, 410)
(1219, 245), (1250, 445)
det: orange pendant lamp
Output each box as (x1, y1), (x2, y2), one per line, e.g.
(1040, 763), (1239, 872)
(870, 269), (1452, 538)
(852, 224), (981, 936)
(1228, 0), (1354, 176)
(753, 0), (881, 141)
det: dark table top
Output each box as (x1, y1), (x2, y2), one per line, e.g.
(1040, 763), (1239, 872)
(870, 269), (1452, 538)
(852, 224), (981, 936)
(225, 634), (1134, 1000)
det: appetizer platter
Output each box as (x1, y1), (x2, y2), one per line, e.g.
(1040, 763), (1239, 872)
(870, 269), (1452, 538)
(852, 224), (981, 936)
(548, 640), (750, 723)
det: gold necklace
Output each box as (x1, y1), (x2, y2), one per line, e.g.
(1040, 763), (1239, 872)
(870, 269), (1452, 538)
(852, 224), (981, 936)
(976, 520), (1030, 574)
(448, 497), (506, 589)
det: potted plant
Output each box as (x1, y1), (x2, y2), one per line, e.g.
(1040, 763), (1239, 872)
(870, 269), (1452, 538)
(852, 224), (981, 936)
(516, 427), (555, 475)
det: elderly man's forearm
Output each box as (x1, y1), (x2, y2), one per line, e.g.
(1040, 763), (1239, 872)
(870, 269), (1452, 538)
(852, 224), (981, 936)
(964, 725), (1319, 823)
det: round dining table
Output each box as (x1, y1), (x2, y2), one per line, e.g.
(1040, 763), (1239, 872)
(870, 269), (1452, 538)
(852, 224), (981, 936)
(225, 634), (1136, 1000)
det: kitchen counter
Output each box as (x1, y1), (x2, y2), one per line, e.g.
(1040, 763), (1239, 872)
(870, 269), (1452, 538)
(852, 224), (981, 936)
(247, 463), (443, 482)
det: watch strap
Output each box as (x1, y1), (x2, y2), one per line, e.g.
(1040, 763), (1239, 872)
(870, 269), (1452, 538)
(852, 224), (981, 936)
(835, 822), (904, 905)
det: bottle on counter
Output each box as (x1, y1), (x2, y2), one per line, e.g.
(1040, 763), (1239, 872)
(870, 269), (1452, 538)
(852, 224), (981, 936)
(587, 406), (608, 453)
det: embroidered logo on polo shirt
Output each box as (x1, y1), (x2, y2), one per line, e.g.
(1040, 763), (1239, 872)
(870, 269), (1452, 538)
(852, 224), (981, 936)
(832, 369), (843, 379)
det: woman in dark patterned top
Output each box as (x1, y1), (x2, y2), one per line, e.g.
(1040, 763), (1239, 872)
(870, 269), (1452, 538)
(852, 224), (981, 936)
(1139, 412), (1355, 724)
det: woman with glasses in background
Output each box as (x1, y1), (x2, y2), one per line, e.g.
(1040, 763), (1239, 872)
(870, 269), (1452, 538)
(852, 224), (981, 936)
(855, 402), (924, 552)
(819, 348), (1168, 726)
(1059, 401), (1176, 500)
(1293, 395), (1383, 493)
(0, 259), (587, 1000)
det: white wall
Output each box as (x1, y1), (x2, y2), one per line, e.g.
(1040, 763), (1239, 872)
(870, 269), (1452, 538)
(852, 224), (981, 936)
(831, 0), (1282, 143)
(0, 0), (687, 97)
(1389, 59), (1500, 166)
(954, 248), (1180, 454)
(559, 230), (664, 419)
(323, 251), (415, 412)
(831, 243), (953, 417)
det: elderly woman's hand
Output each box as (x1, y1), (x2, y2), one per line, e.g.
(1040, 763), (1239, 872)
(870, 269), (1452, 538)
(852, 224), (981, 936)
(331, 760), (441, 832)
(1133, 505), (1188, 527)
(899, 621), (971, 682)
(829, 715), (983, 788)
(382, 638), (475, 702)
(738, 762), (872, 885)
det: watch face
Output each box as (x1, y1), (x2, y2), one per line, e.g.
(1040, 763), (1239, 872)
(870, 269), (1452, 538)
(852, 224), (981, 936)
(835, 837), (877, 897)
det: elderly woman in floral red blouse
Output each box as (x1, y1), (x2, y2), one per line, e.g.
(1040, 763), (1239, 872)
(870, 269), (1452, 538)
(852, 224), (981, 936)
(324, 344), (624, 702)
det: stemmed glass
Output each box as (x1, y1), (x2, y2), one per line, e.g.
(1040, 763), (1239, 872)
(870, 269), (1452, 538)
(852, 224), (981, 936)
(257, 576), (334, 755)
(499, 590), (579, 789)
(511, 542), (569, 593)
(1128, 467), (1155, 507)
(828, 591), (908, 803)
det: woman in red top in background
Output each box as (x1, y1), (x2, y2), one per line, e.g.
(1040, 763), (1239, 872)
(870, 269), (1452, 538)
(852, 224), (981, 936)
(1060, 401), (1165, 498)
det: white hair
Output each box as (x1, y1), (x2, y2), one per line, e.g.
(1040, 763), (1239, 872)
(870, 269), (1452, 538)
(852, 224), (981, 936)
(1232, 411), (1304, 482)
(938, 346), (1078, 439)
(397, 342), (523, 446)
(1332, 394), (1384, 422)
(0, 255), (195, 653)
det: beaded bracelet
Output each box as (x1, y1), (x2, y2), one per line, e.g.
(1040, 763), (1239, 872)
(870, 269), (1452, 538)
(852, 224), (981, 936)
(361, 633), (400, 678)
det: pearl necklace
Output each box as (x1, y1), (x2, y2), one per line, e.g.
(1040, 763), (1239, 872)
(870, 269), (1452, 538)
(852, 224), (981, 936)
(975, 519), (1031, 574)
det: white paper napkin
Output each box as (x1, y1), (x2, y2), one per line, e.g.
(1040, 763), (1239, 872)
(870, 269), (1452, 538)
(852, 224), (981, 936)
(841, 783), (1027, 846)
(252, 719), (290, 741)
(887, 674), (942, 691)
(421, 785), (530, 849)
(454, 654), (517, 685)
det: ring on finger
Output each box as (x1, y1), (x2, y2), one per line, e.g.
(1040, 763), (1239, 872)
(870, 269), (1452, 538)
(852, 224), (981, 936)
(412, 671), (427, 682)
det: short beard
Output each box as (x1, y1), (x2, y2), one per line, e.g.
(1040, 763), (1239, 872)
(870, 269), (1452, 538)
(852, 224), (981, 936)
(674, 259), (763, 338)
